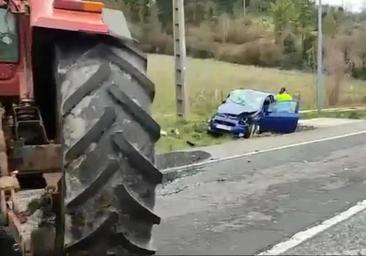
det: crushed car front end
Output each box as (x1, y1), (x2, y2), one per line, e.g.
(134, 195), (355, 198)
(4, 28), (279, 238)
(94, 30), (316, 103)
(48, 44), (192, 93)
(208, 89), (275, 138)
(208, 113), (249, 136)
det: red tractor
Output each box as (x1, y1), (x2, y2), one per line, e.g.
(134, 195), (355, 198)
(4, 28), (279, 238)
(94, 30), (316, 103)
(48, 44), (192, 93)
(0, 1), (162, 255)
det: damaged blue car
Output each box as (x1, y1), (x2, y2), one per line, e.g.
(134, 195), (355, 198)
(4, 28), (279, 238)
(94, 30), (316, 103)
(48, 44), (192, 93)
(208, 89), (299, 138)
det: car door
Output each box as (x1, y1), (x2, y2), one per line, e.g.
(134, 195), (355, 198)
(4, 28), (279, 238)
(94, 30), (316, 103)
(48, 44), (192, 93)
(259, 100), (299, 134)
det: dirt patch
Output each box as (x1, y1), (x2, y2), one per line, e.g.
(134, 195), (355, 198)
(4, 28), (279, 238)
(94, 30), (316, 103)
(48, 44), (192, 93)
(156, 150), (211, 170)
(296, 125), (315, 132)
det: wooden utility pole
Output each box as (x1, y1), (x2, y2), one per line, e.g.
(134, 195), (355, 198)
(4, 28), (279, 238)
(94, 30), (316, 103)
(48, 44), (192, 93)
(316, 0), (324, 113)
(243, 0), (246, 17)
(173, 0), (188, 120)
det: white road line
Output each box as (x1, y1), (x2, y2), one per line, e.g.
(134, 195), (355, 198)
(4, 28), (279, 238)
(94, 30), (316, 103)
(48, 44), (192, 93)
(258, 199), (366, 255)
(163, 130), (366, 173)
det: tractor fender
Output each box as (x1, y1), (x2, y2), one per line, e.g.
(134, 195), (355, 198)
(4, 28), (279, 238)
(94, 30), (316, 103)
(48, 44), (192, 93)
(102, 9), (132, 40)
(29, 0), (132, 40)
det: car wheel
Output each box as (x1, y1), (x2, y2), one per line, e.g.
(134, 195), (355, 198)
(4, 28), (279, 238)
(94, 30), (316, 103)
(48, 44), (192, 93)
(244, 123), (254, 139)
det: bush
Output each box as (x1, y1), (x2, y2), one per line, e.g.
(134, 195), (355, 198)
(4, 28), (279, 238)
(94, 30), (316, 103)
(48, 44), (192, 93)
(186, 45), (215, 59)
(139, 30), (174, 55)
(280, 52), (304, 70)
(259, 40), (281, 67)
(186, 23), (216, 58)
(228, 24), (264, 44)
(278, 32), (304, 70)
(190, 89), (222, 117)
(134, 14), (280, 67)
(352, 68), (366, 80)
(215, 39), (281, 66)
(134, 3), (174, 55)
(214, 17), (265, 44)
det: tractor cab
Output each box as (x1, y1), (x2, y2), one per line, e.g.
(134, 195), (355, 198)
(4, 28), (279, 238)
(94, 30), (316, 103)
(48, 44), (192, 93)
(0, 8), (18, 64)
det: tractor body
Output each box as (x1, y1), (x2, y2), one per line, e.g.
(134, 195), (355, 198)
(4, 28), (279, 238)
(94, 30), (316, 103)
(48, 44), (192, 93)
(0, 0), (131, 97)
(0, 1), (161, 255)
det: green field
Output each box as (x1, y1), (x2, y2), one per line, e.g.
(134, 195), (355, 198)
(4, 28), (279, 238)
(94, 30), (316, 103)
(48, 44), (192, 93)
(148, 54), (366, 153)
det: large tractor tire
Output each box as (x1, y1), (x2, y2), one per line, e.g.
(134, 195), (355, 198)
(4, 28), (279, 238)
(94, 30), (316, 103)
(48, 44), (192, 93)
(55, 38), (162, 256)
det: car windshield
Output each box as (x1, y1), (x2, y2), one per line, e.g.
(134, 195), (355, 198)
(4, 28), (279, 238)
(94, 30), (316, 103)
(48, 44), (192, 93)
(0, 9), (18, 63)
(269, 101), (298, 113)
(227, 89), (270, 110)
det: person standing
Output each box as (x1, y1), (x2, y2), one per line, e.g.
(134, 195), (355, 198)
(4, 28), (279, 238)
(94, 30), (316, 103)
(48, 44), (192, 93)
(276, 87), (293, 102)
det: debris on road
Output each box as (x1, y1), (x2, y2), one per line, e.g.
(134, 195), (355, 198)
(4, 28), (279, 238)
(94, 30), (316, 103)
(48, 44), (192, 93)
(216, 178), (227, 183)
(171, 128), (180, 136)
(186, 140), (196, 147)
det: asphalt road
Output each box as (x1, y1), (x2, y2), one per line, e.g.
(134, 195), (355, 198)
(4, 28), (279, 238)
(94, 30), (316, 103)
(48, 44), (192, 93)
(285, 207), (366, 255)
(153, 130), (366, 255)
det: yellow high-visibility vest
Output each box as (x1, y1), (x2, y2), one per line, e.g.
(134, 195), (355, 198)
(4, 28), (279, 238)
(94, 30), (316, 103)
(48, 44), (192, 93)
(276, 93), (293, 102)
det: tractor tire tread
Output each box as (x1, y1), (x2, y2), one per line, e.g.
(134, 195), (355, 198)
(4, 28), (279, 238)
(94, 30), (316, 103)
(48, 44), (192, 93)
(66, 159), (119, 209)
(108, 84), (160, 142)
(56, 39), (161, 256)
(62, 63), (111, 116)
(112, 132), (162, 184)
(87, 44), (155, 100)
(65, 107), (116, 162)
(65, 212), (118, 252)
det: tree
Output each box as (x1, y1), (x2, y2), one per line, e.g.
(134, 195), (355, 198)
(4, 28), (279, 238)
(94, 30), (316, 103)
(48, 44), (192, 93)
(293, 0), (315, 60)
(155, 0), (173, 32)
(185, 0), (218, 24)
(324, 9), (338, 37)
(112, 0), (150, 23)
(293, 0), (315, 32)
(215, 0), (237, 15)
(249, 0), (274, 13)
(270, 0), (298, 41)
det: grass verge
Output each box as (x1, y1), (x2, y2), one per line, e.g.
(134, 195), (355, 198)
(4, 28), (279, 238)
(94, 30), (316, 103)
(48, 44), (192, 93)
(148, 54), (366, 153)
(301, 109), (366, 120)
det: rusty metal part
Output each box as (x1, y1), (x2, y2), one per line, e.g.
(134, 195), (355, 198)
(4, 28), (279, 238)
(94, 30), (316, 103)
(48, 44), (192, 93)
(31, 226), (56, 256)
(13, 101), (49, 145)
(0, 190), (5, 217)
(10, 144), (61, 174)
(0, 152), (8, 177)
(0, 108), (9, 177)
(0, 107), (20, 215)
(0, 175), (20, 224)
(7, 210), (32, 256)
(7, 189), (53, 256)
(43, 173), (62, 193)
(13, 189), (44, 214)
(0, 185), (59, 256)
